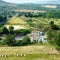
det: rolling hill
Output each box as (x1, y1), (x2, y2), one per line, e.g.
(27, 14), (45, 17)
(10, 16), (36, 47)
(0, 0), (60, 13)
(5, 16), (30, 30)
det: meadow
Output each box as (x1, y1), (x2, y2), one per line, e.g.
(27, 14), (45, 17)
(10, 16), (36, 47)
(32, 18), (60, 25)
(4, 16), (60, 30)
(5, 16), (30, 30)
(0, 45), (60, 60)
(0, 54), (60, 60)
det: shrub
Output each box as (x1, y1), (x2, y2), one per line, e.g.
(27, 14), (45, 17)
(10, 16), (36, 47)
(3, 35), (16, 46)
(2, 27), (9, 34)
(9, 26), (14, 34)
(55, 32), (60, 46)
(21, 36), (31, 45)
(14, 29), (31, 35)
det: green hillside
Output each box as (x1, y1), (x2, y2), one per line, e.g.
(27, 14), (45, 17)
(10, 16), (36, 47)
(7, 16), (26, 25)
(5, 16), (60, 30)
(0, 0), (60, 14)
(5, 16), (30, 30)
(35, 18), (60, 25)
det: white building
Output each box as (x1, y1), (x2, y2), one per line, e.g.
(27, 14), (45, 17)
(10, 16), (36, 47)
(28, 31), (47, 43)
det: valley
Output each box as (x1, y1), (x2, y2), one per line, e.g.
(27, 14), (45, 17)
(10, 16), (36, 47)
(0, 0), (60, 60)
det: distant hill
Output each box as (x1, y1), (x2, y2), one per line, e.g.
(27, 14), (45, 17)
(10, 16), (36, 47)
(0, 0), (18, 14)
(44, 0), (60, 4)
(0, 0), (60, 14)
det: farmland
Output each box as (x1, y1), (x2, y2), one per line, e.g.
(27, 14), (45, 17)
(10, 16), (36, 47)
(3, 16), (60, 30)
(0, 54), (60, 60)
(30, 18), (60, 25)
(0, 45), (60, 60)
(5, 16), (30, 30)
(0, 1), (60, 60)
(0, 45), (59, 54)
(7, 16), (26, 25)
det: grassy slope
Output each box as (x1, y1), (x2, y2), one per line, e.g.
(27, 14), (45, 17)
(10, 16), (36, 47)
(4, 16), (60, 30)
(5, 16), (30, 30)
(7, 16), (26, 25)
(33, 18), (60, 25)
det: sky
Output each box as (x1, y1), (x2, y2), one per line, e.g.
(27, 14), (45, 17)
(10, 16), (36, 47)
(2, 0), (60, 4)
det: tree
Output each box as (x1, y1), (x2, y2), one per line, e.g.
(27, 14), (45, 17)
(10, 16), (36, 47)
(56, 11), (60, 18)
(0, 15), (3, 22)
(14, 29), (31, 35)
(55, 32), (60, 46)
(26, 18), (33, 26)
(21, 36), (31, 45)
(9, 26), (14, 34)
(46, 29), (52, 40)
(3, 35), (16, 46)
(2, 27), (9, 34)
(50, 21), (54, 29)
(0, 15), (7, 22)
(0, 28), (3, 35)
(50, 21), (59, 30)
(50, 21), (54, 25)
(46, 12), (51, 18)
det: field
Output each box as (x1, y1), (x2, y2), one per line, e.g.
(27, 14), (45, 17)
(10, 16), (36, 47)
(0, 45), (60, 60)
(0, 16), (60, 60)
(5, 16), (30, 30)
(5, 25), (26, 30)
(32, 18), (60, 25)
(0, 45), (59, 54)
(7, 16), (26, 25)
(4, 16), (60, 30)
(0, 54), (60, 60)
(42, 5), (57, 8)
(14, 10), (46, 13)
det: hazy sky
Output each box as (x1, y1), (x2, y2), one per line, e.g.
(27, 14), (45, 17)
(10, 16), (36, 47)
(2, 0), (59, 4)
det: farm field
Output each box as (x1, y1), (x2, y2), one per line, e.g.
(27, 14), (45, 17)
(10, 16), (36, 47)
(5, 16), (30, 30)
(4, 15), (60, 30)
(0, 45), (60, 60)
(5, 16), (60, 26)
(0, 45), (59, 54)
(7, 16), (26, 25)
(0, 54), (60, 60)
(5, 25), (26, 30)
(14, 10), (46, 13)
(32, 18), (60, 25)
(0, 46), (59, 54)
(0, 0), (60, 60)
